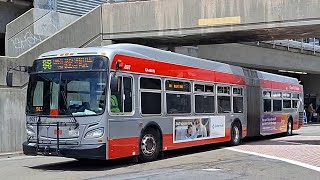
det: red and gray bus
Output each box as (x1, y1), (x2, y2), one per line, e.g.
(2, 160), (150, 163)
(20, 44), (303, 162)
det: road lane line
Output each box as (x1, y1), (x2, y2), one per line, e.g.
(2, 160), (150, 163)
(226, 147), (320, 172)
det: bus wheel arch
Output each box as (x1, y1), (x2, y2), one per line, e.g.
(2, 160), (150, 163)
(230, 119), (242, 146)
(139, 122), (162, 162)
(287, 116), (293, 136)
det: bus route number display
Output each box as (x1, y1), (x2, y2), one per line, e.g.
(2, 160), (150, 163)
(38, 57), (94, 71)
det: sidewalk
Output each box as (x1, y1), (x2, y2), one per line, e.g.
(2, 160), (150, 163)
(0, 151), (23, 159)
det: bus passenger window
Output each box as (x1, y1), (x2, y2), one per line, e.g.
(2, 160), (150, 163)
(232, 87), (243, 113)
(217, 86), (231, 113)
(217, 96), (231, 113)
(140, 77), (162, 115)
(233, 97), (243, 113)
(166, 94), (191, 114)
(283, 100), (291, 108)
(292, 100), (298, 108)
(273, 100), (282, 112)
(195, 95), (214, 113)
(263, 99), (271, 112)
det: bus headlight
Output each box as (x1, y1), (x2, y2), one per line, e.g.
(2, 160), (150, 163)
(84, 128), (104, 139)
(26, 125), (35, 137)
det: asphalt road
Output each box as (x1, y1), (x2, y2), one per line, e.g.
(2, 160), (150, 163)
(0, 125), (319, 180)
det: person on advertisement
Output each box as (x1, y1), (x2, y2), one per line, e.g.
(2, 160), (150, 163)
(194, 119), (208, 138)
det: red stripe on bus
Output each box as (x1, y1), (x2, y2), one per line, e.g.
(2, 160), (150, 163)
(261, 80), (302, 92)
(108, 137), (139, 159)
(111, 54), (246, 85)
(107, 128), (245, 159)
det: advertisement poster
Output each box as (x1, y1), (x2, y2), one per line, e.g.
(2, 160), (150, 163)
(173, 116), (225, 143)
(260, 113), (288, 135)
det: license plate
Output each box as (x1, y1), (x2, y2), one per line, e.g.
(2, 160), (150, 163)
(69, 129), (79, 137)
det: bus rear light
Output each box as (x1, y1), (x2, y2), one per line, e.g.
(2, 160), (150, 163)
(84, 128), (104, 139)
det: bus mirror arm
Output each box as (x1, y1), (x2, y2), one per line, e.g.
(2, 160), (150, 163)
(6, 65), (32, 87)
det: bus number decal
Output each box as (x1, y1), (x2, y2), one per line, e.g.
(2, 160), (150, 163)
(124, 64), (131, 70)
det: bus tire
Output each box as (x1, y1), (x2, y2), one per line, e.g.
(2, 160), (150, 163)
(139, 128), (160, 162)
(287, 119), (293, 136)
(230, 122), (242, 146)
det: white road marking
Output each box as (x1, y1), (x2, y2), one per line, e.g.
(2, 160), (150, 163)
(201, 168), (222, 172)
(226, 147), (320, 172)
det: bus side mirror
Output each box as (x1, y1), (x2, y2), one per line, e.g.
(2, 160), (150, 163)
(6, 71), (13, 87)
(26, 66), (32, 73)
(115, 61), (124, 71)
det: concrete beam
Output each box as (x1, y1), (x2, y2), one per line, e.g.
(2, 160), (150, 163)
(101, 0), (320, 46)
(198, 43), (320, 74)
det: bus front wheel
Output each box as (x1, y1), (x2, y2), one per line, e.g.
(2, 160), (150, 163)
(287, 119), (293, 136)
(139, 128), (160, 162)
(230, 122), (242, 146)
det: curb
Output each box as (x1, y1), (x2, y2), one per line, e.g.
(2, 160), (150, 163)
(0, 151), (23, 157)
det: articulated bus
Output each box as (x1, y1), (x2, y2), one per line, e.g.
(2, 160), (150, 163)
(21, 44), (303, 162)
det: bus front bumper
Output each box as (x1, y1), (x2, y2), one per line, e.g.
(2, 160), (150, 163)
(22, 142), (106, 160)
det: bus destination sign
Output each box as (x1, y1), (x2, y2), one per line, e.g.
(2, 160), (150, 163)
(36, 56), (96, 72)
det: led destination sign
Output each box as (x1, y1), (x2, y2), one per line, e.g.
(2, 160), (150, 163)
(35, 56), (106, 72)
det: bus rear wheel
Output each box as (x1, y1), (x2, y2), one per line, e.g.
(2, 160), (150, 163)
(139, 128), (160, 162)
(230, 122), (241, 146)
(287, 119), (293, 136)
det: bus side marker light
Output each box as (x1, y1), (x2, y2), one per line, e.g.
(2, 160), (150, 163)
(97, 139), (103, 143)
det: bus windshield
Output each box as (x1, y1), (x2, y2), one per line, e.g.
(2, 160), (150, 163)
(26, 71), (107, 116)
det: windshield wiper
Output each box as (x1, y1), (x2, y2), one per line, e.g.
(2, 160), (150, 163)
(60, 89), (79, 129)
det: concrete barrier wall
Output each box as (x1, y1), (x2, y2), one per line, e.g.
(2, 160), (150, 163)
(0, 87), (27, 153)
(102, 0), (320, 36)
(6, 8), (78, 57)
(0, 6), (102, 87)
(0, 6), (103, 153)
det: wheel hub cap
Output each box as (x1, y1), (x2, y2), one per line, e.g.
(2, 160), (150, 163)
(141, 134), (156, 156)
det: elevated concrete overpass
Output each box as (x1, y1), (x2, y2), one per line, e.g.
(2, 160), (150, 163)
(102, 0), (320, 46)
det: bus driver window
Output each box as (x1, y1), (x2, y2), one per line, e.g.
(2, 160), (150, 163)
(110, 74), (133, 114)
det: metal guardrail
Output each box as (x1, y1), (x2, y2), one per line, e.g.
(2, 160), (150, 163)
(254, 39), (320, 56)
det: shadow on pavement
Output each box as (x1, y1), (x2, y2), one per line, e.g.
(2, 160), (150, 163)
(29, 158), (135, 171)
(28, 133), (312, 171)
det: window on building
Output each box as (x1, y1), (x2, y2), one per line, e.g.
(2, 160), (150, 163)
(140, 77), (162, 115)
(166, 80), (191, 114)
(110, 75), (133, 114)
